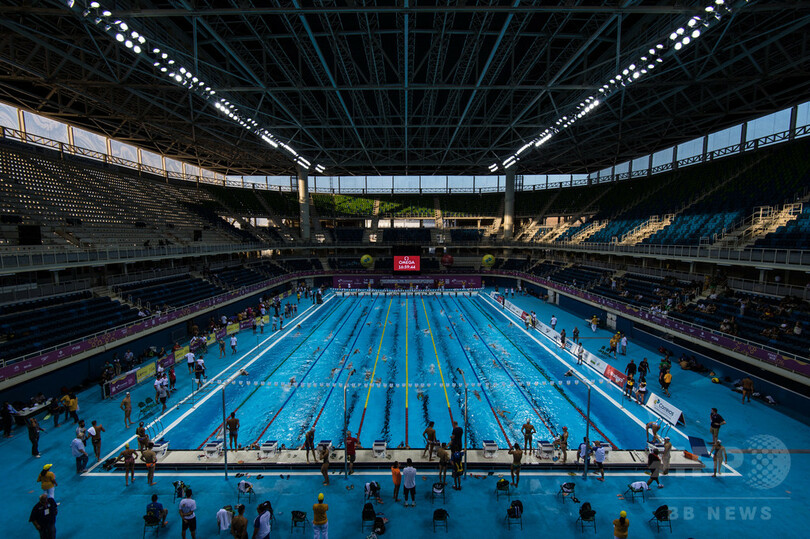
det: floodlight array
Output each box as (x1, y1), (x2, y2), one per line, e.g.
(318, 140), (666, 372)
(489, 0), (746, 172)
(71, 1), (325, 172)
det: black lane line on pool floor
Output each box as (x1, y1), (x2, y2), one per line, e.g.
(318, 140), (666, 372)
(452, 294), (559, 442)
(305, 295), (386, 444)
(436, 295), (512, 447)
(196, 295), (353, 449)
(250, 295), (369, 446)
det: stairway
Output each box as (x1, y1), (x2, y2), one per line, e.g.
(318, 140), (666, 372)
(569, 220), (608, 244)
(483, 198), (505, 239)
(252, 191), (296, 243)
(515, 190), (560, 241)
(434, 197), (444, 228)
(618, 214), (675, 245)
(716, 202), (804, 249)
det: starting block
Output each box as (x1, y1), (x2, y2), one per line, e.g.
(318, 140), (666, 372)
(482, 440), (498, 458)
(153, 438), (170, 459)
(373, 440), (387, 458)
(259, 440), (279, 458)
(647, 441), (665, 455)
(536, 440), (554, 460)
(204, 440), (223, 459)
(317, 440), (332, 453)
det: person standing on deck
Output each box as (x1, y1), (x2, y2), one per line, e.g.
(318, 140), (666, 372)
(120, 392), (132, 429)
(521, 419), (536, 452)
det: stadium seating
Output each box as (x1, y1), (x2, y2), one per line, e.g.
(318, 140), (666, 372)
(312, 194), (375, 217)
(669, 292), (809, 357)
(381, 228), (432, 243)
(591, 274), (696, 309)
(0, 294), (140, 362)
(213, 267), (268, 288)
(441, 194), (501, 217)
(378, 195), (435, 218)
(119, 274), (225, 308)
(546, 265), (609, 288)
(449, 229), (483, 242)
(333, 228), (365, 242)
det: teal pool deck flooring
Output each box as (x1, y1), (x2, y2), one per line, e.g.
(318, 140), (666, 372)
(1, 288), (807, 537)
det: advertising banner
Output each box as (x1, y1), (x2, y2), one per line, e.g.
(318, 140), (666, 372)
(645, 391), (685, 425)
(158, 353), (176, 370)
(107, 371), (137, 397)
(135, 362), (156, 383)
(174, 345), (190, 362)
(394, 255), (421, 271)
(226, 322), (240, 335)
(207, 332), (216, 345)
(239, 319), (253, 331)
(602, 364), (627, 388)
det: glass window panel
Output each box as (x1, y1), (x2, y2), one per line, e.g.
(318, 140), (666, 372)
(110, 139), (138, 163)
(652, 147), (673, 167)
(165, 158), (182, 174)
(707, 124), (741, 152)
(0, 102), (18, 130)
(447, 176), (475, 191)
(420, 175), (447, 190)
(72, 128), (107, 155)
(632, 156), (649, 173)
(185, 164), (200, 178)
(141, 150), (162, 170)
(393, 175), (419, 191)
(23, 111), (69, 143)
(796, 101), (810, 129)
(614, 161), (629, 175)
(747, 109), (791, 141)
(677, 137), (704, 160)
(340, 176), (367, 192)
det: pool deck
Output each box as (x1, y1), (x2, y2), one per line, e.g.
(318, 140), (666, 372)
(121, 447), (705, 472)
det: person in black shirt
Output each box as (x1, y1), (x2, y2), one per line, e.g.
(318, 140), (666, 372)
(638, 358), (649, 382)
(625, 359), (637, 378)
(710, 408), (726, 445)
(29, 494), (57, 539)
(450, 421), (463, 453)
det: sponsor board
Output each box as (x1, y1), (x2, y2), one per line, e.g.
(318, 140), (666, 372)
(135, 361), (156, 383)
(108, 372), (137, 397)
(603, 364), (627, 388)
(645, 391), (685, 425)
(174, 345), (190, 362)
(226, 322), (240, 335)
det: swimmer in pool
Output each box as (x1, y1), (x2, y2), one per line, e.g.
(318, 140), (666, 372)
(239, 369), (249, 376)
(473, 390), (481, 401)
(429, 364), (436, 374)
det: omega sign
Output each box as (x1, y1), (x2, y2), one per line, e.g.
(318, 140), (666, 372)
(394, 255), (420, 271)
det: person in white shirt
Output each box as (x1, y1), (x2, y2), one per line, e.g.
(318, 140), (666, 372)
(592, 441), (606, 481)
(216, 506), (233, 533)
(230, 335), (238, 355)
(620, 335), (628, 355)
(550, 315), (557, 330)
(402, 458), (417, 507)
(185, 351), (195, 374)
(252, 502), (273, 539)
(178, 489), (197, 539)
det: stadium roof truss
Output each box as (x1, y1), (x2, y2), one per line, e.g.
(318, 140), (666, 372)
(0, 1), (809, 176)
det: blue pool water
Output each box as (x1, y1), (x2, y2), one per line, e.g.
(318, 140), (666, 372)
(165, 292), (643, 451)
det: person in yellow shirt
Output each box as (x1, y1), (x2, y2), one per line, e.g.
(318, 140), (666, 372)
(68, 394), (79, 423)
(612, 510), (629, 538)
(312, 493), (328, 539)
(37, 463), (58, 501)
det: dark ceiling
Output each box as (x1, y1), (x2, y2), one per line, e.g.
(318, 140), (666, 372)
(0, 1), (809, 176)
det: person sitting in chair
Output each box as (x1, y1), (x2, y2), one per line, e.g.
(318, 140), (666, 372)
(364, 481), (381, 501)
(146, 493), (168, 527)
(238, 480), (254, 495)
(579, 502), (596, 521)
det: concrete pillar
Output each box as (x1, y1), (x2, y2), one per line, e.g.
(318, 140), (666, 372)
(297, 166), (311, 241)
(503, 171), (515, 239)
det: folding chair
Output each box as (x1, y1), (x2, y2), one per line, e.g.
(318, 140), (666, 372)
(495, 478), (511, 500)
(625, 483), (647, 504)
(290, 510), (308, 534)
(142, 514), (161, 538)
(361, 502), (376, 532)
(649, 505), (673, 532)
(557, 482), (576, 503)
(433, 508), (449, 533)
(172, 481), (188, 503)
(237, 481), (254, 503)
(575, 502), (597, 533)
(505, 500), (523, 530)
(431, 482), (446, 504)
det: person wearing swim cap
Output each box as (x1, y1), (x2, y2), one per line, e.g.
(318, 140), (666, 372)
(613, 510), (630, 538)
(313, 492), (328, 538)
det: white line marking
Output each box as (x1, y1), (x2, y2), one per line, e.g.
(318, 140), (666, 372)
(476, 293), (741, 477)
(85, 294), (337, 473)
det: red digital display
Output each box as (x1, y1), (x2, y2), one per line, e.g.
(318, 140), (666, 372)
(394, 255), (420, 271)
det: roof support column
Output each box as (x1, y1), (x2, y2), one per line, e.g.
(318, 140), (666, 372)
(297, 166), (310, 241)
(503, 170), (515, 240)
